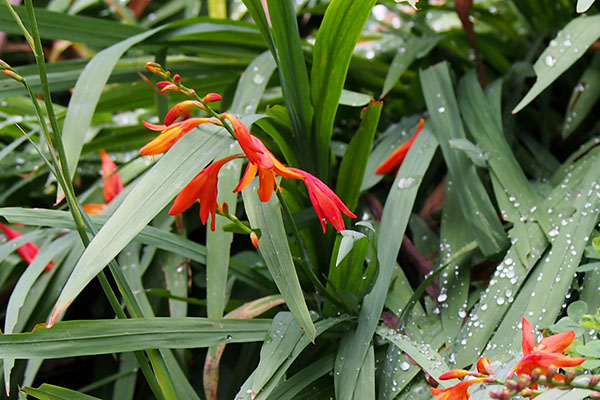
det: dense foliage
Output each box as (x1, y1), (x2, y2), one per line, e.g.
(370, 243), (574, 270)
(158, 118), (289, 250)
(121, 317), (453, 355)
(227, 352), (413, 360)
(1, 0), (600, 399)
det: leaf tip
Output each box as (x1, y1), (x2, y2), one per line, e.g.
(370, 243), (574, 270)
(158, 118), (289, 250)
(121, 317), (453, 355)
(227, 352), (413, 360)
(48, 300), (71, 328)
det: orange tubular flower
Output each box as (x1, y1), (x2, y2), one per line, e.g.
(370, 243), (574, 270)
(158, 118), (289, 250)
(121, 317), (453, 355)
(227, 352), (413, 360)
(234, 136), (305, 202)
(100, 150), (123, 203)
(164, 100), (204, 126)
(221, 113), (304, 201)
(376, 118), (424, 175)
(222, 113), (269, 166)
(508, 318), (585, 379)
(288, 168), (357, 233)
(141, 117), (219, 156)
(0, 223), (53, 272)
(431, 378), (485, 400)
(82, 203), (107, 215)
(169, 154), (243, 231)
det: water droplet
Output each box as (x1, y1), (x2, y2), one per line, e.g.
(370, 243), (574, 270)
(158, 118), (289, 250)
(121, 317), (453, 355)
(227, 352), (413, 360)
(397, 177), (416, 189)
(563, 39), (572, 47)
(437, 293), (447, 302)
(549, 227), (559, 237)
(496, 297), (505, 305)
(400, 361), (410, 371)
(438, 106), (446, 113)
(252, 74), (265, 85)
(545, 55), (556, 67)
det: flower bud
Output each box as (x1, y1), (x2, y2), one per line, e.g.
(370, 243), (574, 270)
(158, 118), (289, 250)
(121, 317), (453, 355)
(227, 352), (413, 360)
(477, 356), (494, 375)
(0, 59), (10, 69)
(202, 93), (222, 103)
(145, 62), (163, 75)
(250, 232), (259, 248)
(173, 74), (181, 85)
(2, 69), (23, 82)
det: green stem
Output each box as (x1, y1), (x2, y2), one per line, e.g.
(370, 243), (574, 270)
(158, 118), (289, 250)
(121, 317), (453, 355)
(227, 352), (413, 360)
(8, 4), (178, 399)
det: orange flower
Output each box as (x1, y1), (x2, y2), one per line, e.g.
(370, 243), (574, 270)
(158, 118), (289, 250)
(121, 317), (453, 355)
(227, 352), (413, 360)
(0, 223), (53, 272)
(83, 150), (124, 214)
(82, 203), (107, 215)
(221, 113), (265, 166)
(376, 118), (424, 175)
(164, 100), (203, 125)
(100, 150), (123, 203)
(234, 136), (305, 202)
(221, 113), (304, 201)
(169, 154), (243, 231)
(288, 168), (357, 233)
(431, 378), (485, 400)
(476, 356), (494, 375)
(508, 318), (585, 379)
(141, 117), (219, 156)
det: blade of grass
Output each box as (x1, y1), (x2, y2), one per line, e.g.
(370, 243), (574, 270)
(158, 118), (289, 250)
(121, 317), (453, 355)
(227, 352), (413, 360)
(0, 318), (272, 358)
(512, 15), (600, 113)
(266, 0), (314, 172)
(310, 0), (377, 178)
(421, 62), (508, 256)
(336, 129), (438, 400)
(336, 100), (382, 211)
(241, 180), (316, 340)
(22, 384), (101, 400)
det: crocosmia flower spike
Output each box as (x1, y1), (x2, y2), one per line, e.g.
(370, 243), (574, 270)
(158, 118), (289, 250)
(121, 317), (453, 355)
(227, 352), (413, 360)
(0, 223), (53, 272)
(376, 118), (424, 175)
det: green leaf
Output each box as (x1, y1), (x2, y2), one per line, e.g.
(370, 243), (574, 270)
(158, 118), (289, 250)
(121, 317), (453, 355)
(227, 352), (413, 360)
(0, 318), (271, 358)
(421, 63), (508, 256)
(338, 90), (372, 107)
(562, 54), (600, 138)
(336, 129), (438, 400)
(22, 384), (101, 400)
(251, 313), (305, 395)
(266, 0), (313, 157)
(0, 4), (144, 47)
(377, 326), (452, 386)
(267, 353), (334, 400)
(351, 344), (375, 400)
(237, 316), (345, 399)
(448, 138), (488, 167)
(51, 124), (234, 324)
(381, 35), (440, 98)
(512, 15), (600, 113)
(577, 0), (596, 12)
(310, 0), (377, 177)
(241, 181), (316, 340)
(61, 26), (162, 190)
(484, 149), (600, 364)
(0, 208), (209, 265)
(336, 100), (381, 211)
(335, 230), (367, 267)
(577, 262), (600, 272)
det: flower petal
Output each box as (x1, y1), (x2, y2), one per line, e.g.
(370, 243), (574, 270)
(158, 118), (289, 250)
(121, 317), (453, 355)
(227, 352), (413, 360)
(100, 150), (123, 203)
(164, 100), (203, 126)
(522, 317), (534, 355)
(376, 118), (424, 175)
